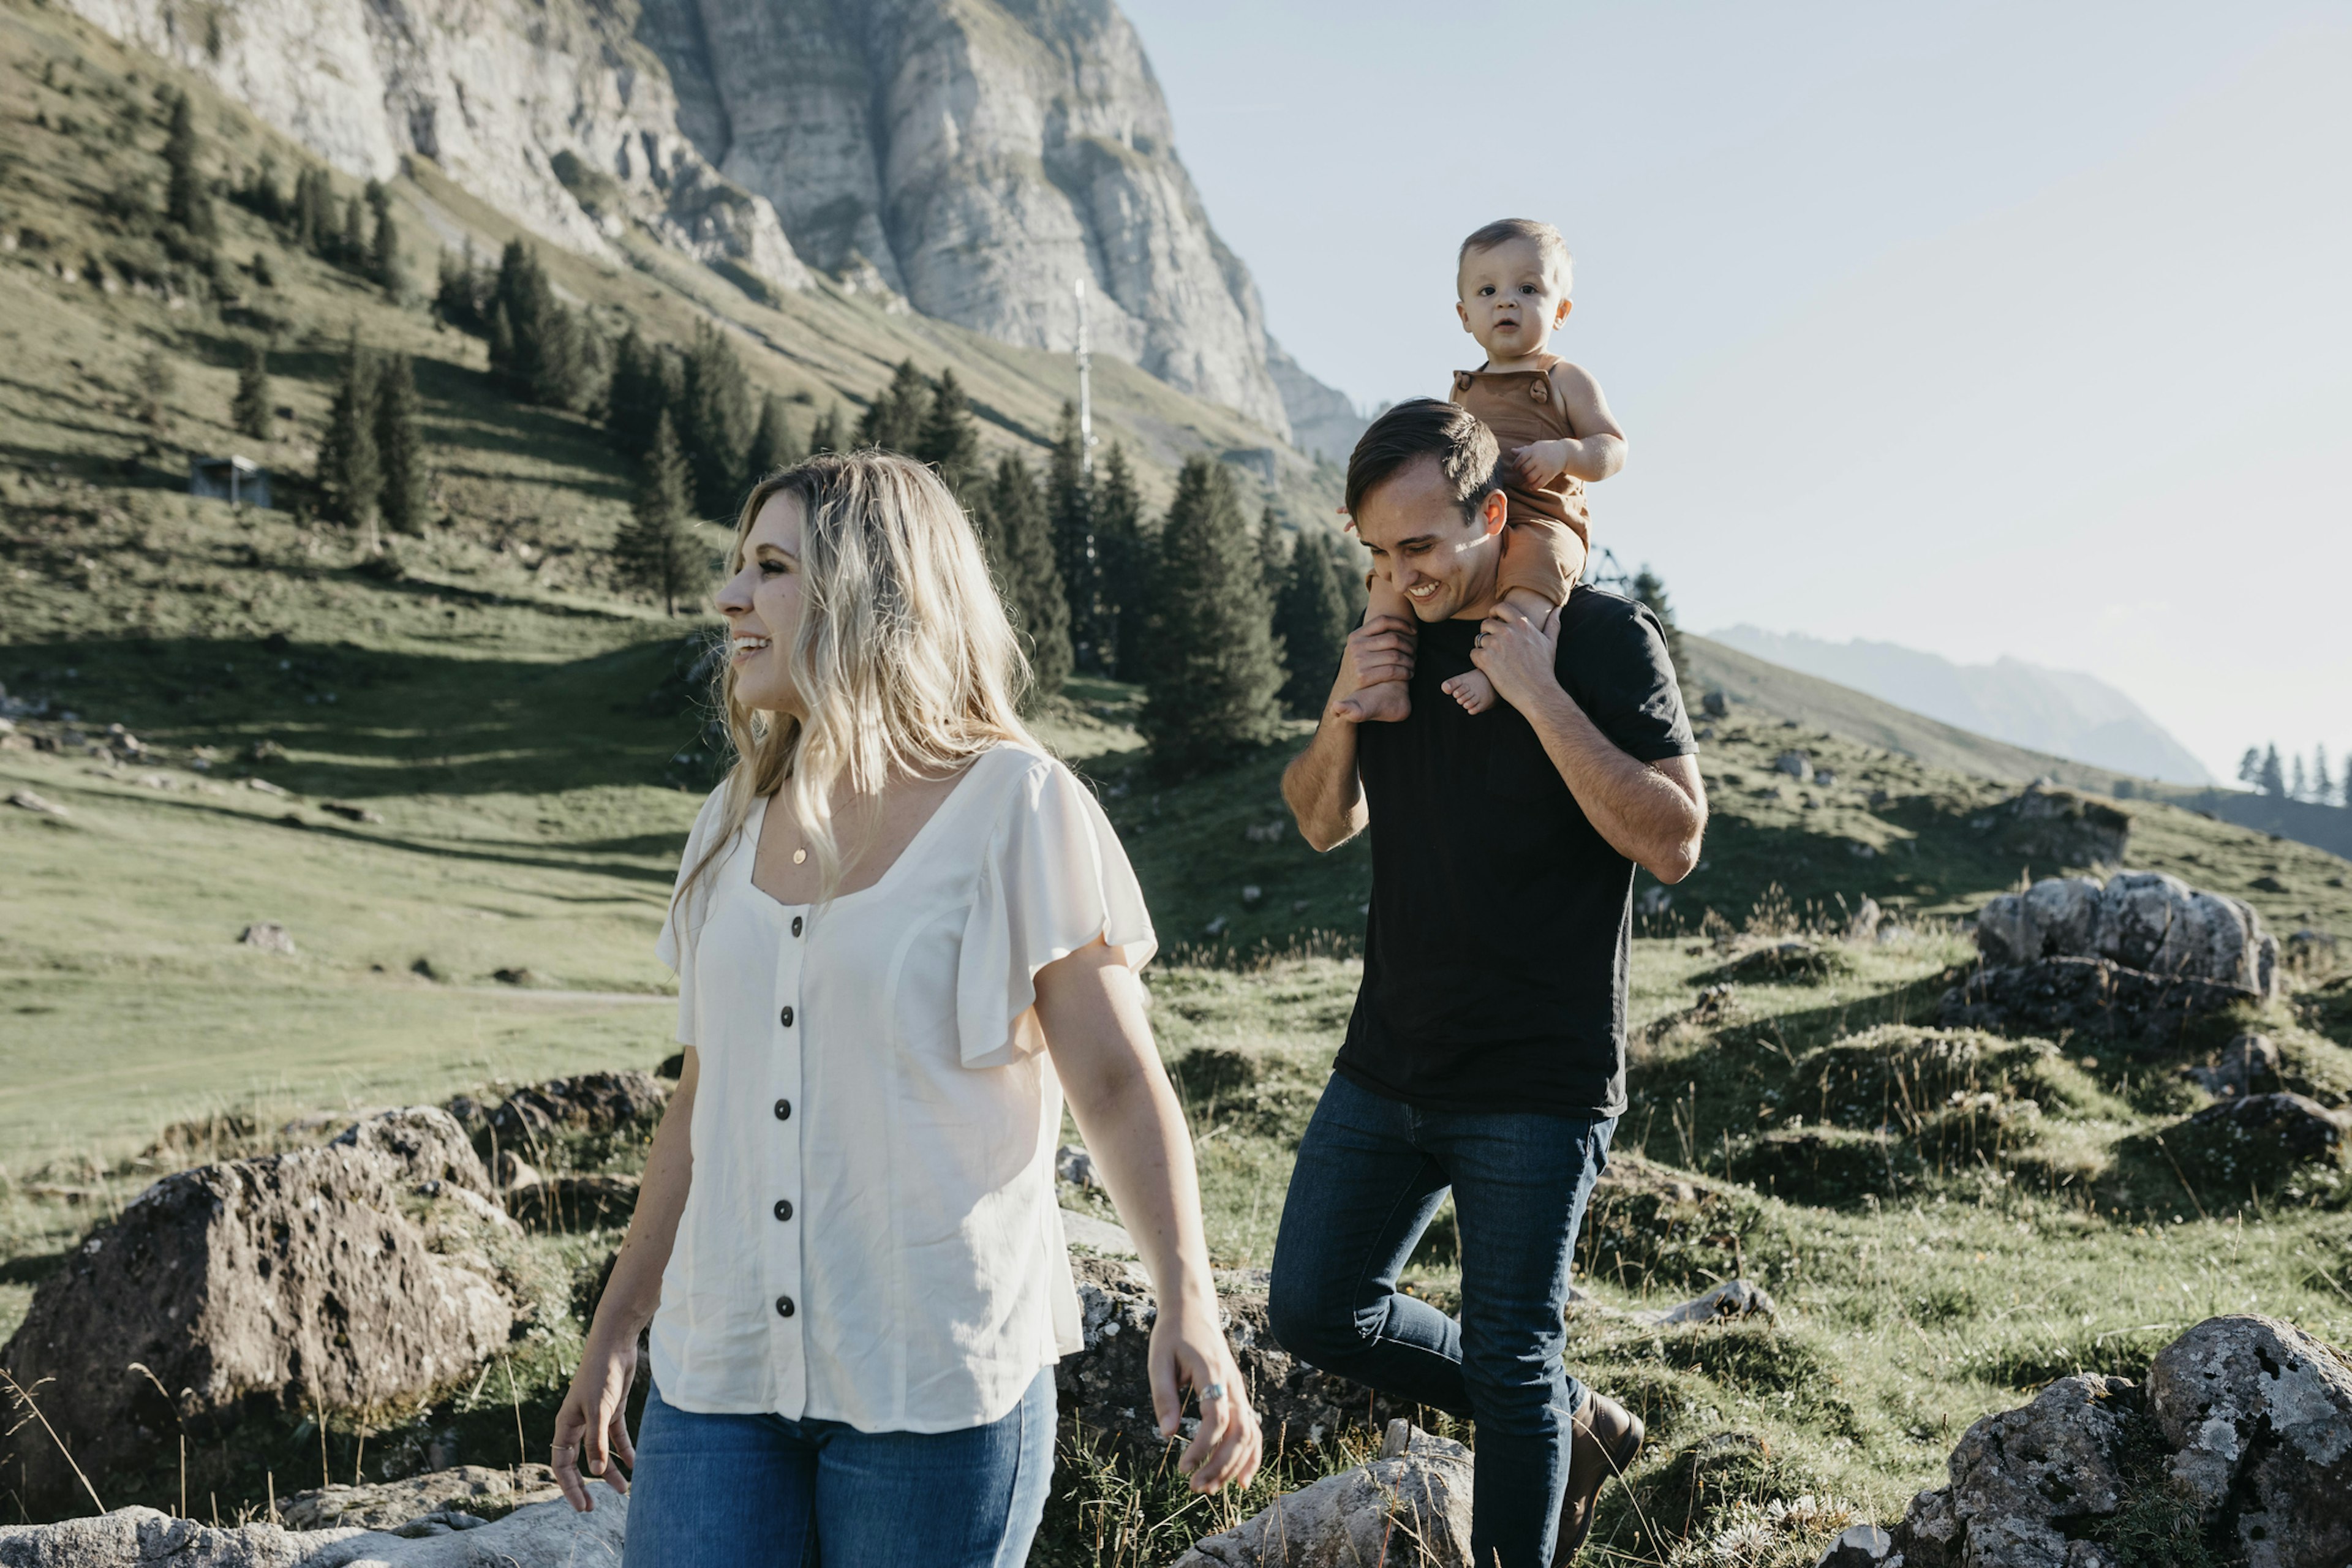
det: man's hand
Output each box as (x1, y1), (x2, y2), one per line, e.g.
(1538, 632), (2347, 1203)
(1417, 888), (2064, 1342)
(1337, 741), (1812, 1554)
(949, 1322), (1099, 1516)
(1502, 440), (1572, 489)
(1329, 613), (1416, 722)
(1468, 600), (1559, 713)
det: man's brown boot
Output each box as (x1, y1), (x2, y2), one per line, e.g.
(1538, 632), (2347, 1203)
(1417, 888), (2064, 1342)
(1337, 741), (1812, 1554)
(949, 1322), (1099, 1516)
(1553, 1389), (1644, 1564)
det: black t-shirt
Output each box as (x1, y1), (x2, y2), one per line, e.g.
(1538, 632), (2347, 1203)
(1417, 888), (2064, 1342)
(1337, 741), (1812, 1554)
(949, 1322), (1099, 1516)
(1335, 587), (1696, 1120)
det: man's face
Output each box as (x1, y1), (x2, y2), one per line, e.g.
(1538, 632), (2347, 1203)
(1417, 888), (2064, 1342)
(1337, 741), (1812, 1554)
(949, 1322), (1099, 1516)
(1353, 456), (1506, 623)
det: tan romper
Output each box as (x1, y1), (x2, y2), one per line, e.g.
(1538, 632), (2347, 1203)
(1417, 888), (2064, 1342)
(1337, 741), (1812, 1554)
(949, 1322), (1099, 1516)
(1450, 352), (1591, 606)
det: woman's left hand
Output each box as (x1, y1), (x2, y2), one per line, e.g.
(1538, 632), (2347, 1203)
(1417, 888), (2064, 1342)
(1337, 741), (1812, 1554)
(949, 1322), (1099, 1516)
(1150, 1292), (1263, 1493)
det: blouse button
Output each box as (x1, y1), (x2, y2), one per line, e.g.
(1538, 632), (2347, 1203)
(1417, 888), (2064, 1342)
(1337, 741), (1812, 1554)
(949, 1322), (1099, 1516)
(773, 1098), (792, 1121)
(774, 1198), (794, 1222)
(775, 1294), (796, 1318)
(791, 916), (803, 938)
(779, 1005), (795, 1027)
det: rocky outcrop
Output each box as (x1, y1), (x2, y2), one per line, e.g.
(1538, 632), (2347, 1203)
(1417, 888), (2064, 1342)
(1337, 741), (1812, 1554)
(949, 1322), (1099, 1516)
(2147, 1316), (2352, 1568)
(1880, 1316), (2352, 1568)
(2184, 1031), (2285, 1099)
(60, 0), (810, 294)
(635, 0), (1306, 435)
(2162, 1093), (2349, 1188)
(1893, 1373), (2138, 1568)
(281, 1465), (564, 1531)
(0, 1494), (626, 1566)
(1265, 339), (1368, 464)
(1973, 783), (2132, 869)
(1942, 954), (2260, 1048)
(1972, 871), (2279, 998)
(0, 1110), (514, 1517)
(1169, 1423), (1474, 1567)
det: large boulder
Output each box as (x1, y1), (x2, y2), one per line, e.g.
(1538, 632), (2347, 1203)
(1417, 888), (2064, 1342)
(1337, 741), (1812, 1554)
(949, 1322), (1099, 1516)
(1891, 1373), (2136, 1568)
(1169, 1425), (1474, 1567)
(2146, 1315), (2352, 1568)
(2162, 1093), (2349, 1189)
(1977, 785), (2132, 870)
(0, 1493), (627, 1566)
(1973, 872), (2278, 1000)
(0, 1109), (515, 1517)
(456, 1071), (667, 1160)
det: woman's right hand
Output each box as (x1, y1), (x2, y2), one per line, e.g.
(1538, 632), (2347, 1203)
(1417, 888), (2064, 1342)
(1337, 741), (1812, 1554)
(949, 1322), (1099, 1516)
(551, 1328), (639, 1512)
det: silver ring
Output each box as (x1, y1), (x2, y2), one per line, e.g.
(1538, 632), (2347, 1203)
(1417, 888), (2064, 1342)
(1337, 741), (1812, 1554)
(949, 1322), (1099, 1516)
(1203, 1382), (1226, 1401)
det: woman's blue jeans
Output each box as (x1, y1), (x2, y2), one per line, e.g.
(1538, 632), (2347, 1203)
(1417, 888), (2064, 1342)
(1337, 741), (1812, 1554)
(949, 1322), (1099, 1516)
(1268, 1071), (1615, 1568)
(619, 1370), (1055, 1567)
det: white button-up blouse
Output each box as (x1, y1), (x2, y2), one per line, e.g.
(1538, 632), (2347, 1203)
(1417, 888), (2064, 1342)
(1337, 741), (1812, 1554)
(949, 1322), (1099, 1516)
(649, 744), (1154, 1433)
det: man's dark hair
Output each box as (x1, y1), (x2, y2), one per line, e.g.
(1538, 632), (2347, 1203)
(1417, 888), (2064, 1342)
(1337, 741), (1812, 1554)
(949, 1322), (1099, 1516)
(1343, 398), (1499, 524)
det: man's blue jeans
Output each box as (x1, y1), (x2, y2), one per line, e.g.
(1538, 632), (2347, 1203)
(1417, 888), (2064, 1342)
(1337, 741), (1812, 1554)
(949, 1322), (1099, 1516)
(619, 1370), (1054, 1567)
(1269, 1071), (1616, 1568)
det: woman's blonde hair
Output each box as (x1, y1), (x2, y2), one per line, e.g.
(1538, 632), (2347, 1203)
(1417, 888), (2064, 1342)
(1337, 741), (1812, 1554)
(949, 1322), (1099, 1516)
(673, 449), (1035, 918)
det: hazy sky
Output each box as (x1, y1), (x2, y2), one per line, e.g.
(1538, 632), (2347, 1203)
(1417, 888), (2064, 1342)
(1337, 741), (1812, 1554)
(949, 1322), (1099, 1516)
(1120, 0), (2350, 784)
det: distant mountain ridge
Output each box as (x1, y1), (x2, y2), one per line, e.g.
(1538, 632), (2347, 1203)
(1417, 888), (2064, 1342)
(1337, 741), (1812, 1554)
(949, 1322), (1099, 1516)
(1708, 627), (2213, 786)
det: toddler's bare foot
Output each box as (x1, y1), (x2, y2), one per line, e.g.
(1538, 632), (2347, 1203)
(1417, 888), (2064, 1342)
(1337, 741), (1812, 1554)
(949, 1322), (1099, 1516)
(1442, 669), (1498, 715)
(1333, 678), (1413, 723)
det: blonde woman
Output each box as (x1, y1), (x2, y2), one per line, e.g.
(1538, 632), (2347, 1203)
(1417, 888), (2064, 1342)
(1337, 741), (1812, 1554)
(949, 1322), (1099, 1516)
(551, 451), (1259, 1564)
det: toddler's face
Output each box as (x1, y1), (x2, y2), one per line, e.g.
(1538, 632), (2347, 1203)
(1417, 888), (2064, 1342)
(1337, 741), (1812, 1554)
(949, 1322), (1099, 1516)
(1456, 236), (1572, 361)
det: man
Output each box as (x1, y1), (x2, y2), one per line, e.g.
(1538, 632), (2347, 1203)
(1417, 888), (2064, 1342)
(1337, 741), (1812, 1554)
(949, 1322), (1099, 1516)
(1269, 399), (1706, 1567)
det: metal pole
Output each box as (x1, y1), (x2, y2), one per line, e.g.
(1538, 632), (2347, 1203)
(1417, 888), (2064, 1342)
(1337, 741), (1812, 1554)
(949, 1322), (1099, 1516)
(1074, 277), (1095, 476)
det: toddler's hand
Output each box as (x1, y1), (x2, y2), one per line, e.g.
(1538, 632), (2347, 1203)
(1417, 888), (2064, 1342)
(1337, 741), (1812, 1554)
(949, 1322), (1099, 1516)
(1504, 440), (1570, 488)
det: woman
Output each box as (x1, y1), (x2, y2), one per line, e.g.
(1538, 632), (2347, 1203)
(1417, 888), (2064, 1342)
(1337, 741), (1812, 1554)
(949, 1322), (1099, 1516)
(551, 451), (1260, 1564)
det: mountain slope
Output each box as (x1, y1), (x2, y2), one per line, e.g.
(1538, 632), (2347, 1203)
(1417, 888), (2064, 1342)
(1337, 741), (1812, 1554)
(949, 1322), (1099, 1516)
(55, 0), (1355, 444)
(1709, 625), (2213, 785)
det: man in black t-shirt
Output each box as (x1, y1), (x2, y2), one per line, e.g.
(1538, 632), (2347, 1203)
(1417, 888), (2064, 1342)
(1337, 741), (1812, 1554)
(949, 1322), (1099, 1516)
(1268, 401), (1706, 1567)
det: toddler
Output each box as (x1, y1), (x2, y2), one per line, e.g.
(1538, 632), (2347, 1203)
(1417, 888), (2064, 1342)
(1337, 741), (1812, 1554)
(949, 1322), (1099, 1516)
(1340, 217), (1626, 720)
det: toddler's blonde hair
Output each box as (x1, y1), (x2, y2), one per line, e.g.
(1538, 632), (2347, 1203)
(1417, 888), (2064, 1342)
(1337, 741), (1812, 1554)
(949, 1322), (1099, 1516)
(1458, 218), (1573, 296)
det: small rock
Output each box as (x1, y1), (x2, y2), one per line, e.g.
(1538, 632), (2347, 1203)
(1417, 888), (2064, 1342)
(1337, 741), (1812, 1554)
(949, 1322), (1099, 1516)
(321, 801), (385, 824)
(1814, 1523), (1896, 1567)
(410, 957), (442, 981)
(1774, 750), (1812, 781)
(1204, 914), (1229, 937)
(240, 921), (297, 956)
(1702, 689), (1729, 717)
(1241, 884), (1262, 905)
(1644, 1278), (1778, 1327)
(1170, 1427), (1474, 1566)
(1056, 1144), (1101, 1189)
(654, 1052), (685, 1081)
(491, 967), (534, 986)
(2182, 1033), (2284, 1100)
(1848, 897), (1883, 940)
(7, 788), (66, 816)
(244, 776), (292, 797)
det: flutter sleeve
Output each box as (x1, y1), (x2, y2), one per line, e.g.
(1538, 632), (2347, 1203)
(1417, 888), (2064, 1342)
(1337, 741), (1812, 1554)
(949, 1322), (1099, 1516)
(956, 755), (1156, 1070)
(654, 787), (729, 1049)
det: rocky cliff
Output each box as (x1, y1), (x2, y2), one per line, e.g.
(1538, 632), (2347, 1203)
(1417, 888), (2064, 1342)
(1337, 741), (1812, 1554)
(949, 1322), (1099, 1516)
(62, 0), (1349, 443)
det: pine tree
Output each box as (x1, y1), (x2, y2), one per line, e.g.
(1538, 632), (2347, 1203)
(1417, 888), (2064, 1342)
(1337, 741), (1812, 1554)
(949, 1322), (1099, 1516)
(293, 167), (334, 258)
(365, 179), (405, 300)
(2260, 744), (2286, 797)
(1256, 508), (1290, 605)
(1046, 403), (1102, 671)
(1275, 531), (1353, 717)
(231, 340), (271, 440)
(374, 352), (428, 535)
(316, 333), (382, 543)
(745, 392), (799, 486)
(488, 241), (585, 409)
(1094, 443), (1149, 679)
(2237, 747), (2263, 789)
(680, 322), (753, 517)
(2316, 744), (2335, 809)
(858, 360), (930, 453)
(2291, 754), (2309, 802)
(1631, 564), (1686, 671)
(914, 369), (981, 497)
(979, 456), (1071, 699)
(807, 404), (843, 456)
(613, 412), (703, 616)
(1139, 456), (1285, 774)
(162, 91), (216, 251)
(341, 195), (366, 268)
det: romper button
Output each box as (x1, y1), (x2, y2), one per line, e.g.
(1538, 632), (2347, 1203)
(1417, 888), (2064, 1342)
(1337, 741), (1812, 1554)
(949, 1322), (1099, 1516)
(1531, 380), (1548, 401)
(791, 916), (803, 937)
(774, 1098), (791, 1120)
(779, 1005), (794, 1027)
(775, 1295), (795, 1318)
(774, 1199), (793, 1222)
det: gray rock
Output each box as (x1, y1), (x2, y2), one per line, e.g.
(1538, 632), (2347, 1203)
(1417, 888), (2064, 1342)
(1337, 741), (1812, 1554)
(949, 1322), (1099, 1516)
(1169, 1427), (1474, 1567)
(0, 1110), (513, 1517)
(2183, 1033), (2285, 1099)
(1774, 750), (1813, 780)
(1644, 1278), (1778, 1327)
(1814, 1524), (1896, 1567)
(2146, 1314), (2352, 1568)
(7, 789), (67, 817)
(1702, 689), (1730, 718)
(483, 1071), (666, 1153)
(1060, 1208), (1136, 1259)
(1975, 871), (2277, 999)
(0, 1494), (626, 1566)
(239, 922), (297, 956)
(1894, 1374), (2136, 1568)
(1055, 1144), (1101, 1190)
(2166, 1093), (2349, 1188)
(281, 1466), (563, 1531)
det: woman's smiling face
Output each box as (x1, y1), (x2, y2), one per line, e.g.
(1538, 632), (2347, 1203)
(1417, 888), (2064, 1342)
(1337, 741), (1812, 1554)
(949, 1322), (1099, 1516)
(715, 490), (807, 717)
